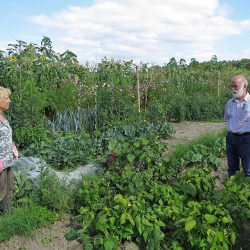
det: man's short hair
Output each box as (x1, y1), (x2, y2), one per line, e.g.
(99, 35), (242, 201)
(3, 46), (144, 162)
(232, 75), (248, 88)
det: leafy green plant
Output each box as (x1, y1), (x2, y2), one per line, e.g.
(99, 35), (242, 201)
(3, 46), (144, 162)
(214, 173), (250, 224)
(174, 200), (236, 249)
(68, 166), (238, 250)
(103, 121), (175, 139)
(176, 168), (217, 200)
(102, 135), (167, 172)
(13, 170), (33, 205)
(22, 131), (96, 169)
(169, 133), (225, 176)
(65, 132), (249, 250)
(14, 126), (52, 149)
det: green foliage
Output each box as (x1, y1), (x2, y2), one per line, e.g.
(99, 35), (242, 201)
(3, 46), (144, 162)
(0, 204), (57, 241)
(45, 108), (96, 132)
(13, 166), (75, 214)
(32, 170), (74, 213)
(73, 178), (178, 249)
(174, 200), (235, 249)
(102, 135), (167, 172)
(38, 133), (95, 169)
(104, 121), (175, 139)
(2, 37), (250, 249)
(145, 98), (171, 123)
(214, 173), (250, 224)
(47, 82), (79, 112)
(69, 167), (239, 250)
(22, 131), (96, 169)
(14, 126), (52, 149)
(20, 122), (173, 170)
(177, 168), (217, 200)
(2, 37), (250, 132)
(65, 131), (250, 249)
(169, 133), (225, 176)
(168, 94), (225, 122)
(13, 170), (34, 205)
(8, 80), (47, 128)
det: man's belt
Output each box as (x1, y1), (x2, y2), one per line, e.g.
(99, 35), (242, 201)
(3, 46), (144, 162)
(228, 132), (250, 136)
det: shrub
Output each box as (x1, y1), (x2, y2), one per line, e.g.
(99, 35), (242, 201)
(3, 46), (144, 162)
(32, 170), (74, 213)
(14, 126), (52, 149)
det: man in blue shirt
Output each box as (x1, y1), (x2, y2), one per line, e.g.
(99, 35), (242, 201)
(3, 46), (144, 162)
(224, 75), (250, 177)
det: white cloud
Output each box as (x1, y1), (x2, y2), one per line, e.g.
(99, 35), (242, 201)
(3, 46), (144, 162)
(0, 40), (14, 52)
(28, 0), (250, 64)
(215, 48), (250, 61)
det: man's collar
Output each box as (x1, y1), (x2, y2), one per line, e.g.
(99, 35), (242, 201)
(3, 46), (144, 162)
(233, 92), (250, 102)
(243, 92), (250, 101)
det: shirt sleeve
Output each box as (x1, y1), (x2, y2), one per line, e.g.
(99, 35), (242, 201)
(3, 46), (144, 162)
(0, 125), (14, 169)
(0, 155), (13, 169)
(0, 144), (14, 169)
(224, 100), (231, 121)
(224, 104), (228, 121)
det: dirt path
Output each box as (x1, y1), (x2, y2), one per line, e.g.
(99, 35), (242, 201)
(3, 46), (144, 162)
(0, 216), (82, 250)
(0, 121), (227, 250)
(166, 121), (226, 150)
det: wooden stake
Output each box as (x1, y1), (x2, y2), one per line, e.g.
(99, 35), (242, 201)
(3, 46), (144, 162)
(136, 65), (141, 112)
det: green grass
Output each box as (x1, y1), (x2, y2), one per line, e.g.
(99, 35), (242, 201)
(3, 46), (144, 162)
(199, 118), (225, 123)
(0, 168), (78, 242)
(171, 129), (226, 160)
(192, 129), (226, 146)
(0, 204), (57, 241)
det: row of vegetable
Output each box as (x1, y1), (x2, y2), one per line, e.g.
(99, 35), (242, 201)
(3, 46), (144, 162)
(63, 130), (250, 250)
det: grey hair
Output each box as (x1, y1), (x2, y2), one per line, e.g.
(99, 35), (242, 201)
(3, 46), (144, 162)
(231, 75), (248, 88)
(0, 87), (11, 99)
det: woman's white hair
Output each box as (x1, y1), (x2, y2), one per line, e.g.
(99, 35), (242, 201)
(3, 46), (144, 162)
(0, 87), (11, 99)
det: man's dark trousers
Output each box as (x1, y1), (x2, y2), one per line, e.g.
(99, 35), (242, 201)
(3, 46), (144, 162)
(226, 132), (250, 177)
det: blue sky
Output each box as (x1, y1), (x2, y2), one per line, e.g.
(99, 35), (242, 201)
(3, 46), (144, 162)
(1, 0), (250, 64)
(1, 1), (93, 41)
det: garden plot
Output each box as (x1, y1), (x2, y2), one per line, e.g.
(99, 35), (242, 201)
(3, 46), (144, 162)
(0, 121), (230, 250)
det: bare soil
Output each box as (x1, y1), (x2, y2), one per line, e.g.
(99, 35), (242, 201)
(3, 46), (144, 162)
(0, 216), (82, 250)
(212, 157), (228, 192)
(0, 121), (234, 250)
(165, 121), (226, 151)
